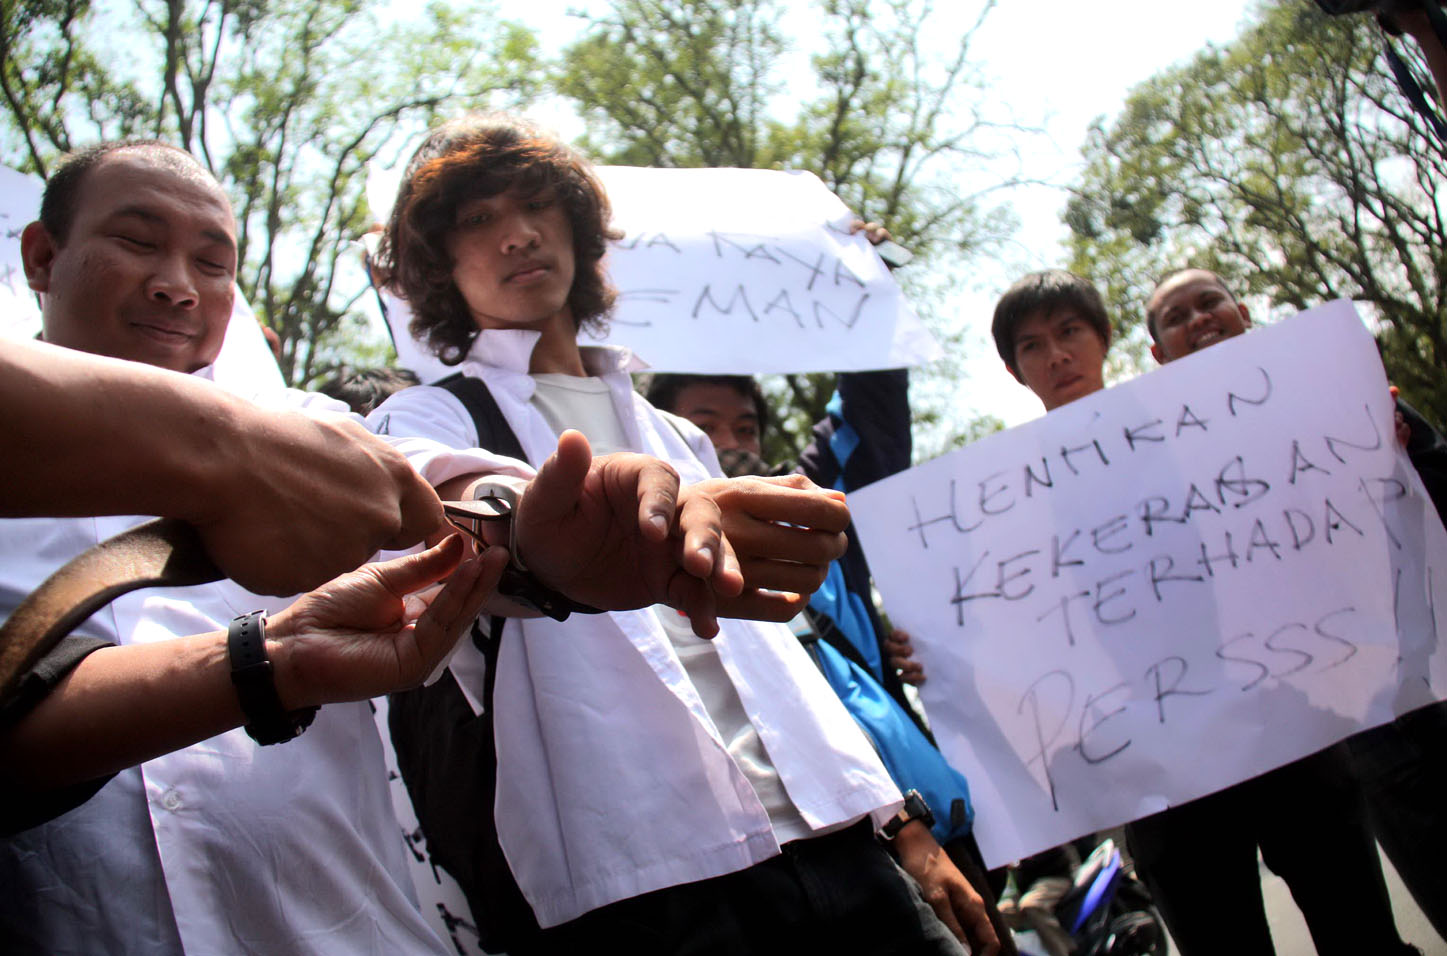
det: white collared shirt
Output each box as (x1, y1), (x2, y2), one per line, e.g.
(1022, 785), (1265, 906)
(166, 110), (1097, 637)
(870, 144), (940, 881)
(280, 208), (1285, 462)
(370, 330), (902, 929)
(0, 374), (517, 956)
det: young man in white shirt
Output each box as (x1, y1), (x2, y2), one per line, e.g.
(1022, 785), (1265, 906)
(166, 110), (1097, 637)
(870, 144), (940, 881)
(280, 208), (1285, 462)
(988, 268), (1414, 956)
(371, 112), (990, 955)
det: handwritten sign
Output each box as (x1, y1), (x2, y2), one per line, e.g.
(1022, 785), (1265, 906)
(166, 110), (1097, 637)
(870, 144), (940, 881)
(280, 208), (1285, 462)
(589, 167), (938, 373)
(850, 301), (1447, 867)
(0, 164), (284, 397)
(370, 166), (940, 378)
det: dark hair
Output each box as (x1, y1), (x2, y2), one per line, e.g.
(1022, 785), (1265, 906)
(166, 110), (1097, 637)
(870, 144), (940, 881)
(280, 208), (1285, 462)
(41, 140), (208, 244)
(378, 113), (620, 366)
(1144, 267), (1236, 343)
(991, 270), (1110, 379)
(645, 373), (771, 438)
(317, 366), (421, 416)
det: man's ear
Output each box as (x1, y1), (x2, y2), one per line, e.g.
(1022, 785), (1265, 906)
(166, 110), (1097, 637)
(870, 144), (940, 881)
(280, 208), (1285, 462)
(1150, 342), (1164, 365)
(1239, 303), (1252, 329)
(20, 221), (58, 295)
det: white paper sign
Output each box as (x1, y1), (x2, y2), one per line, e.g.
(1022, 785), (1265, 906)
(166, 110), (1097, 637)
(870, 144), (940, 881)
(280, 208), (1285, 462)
(588, 167), (938, 373)
(0, 164), (284, 397)
(371, 165), (940, 378)
(850, 301), (1447, 867)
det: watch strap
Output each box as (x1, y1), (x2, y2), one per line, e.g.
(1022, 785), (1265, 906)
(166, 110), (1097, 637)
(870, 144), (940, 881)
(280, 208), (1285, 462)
(880, 789), (935, 840)
(228, 610), (318, 745)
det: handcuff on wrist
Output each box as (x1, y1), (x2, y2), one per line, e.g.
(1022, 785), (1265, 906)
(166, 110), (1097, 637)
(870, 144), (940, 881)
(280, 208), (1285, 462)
(442, 480), (602, 622)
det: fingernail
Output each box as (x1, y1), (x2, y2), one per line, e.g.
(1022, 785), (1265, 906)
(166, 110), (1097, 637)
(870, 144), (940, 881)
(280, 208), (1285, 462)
(696, 546), (714, 565)
(649, 513), (669, 535)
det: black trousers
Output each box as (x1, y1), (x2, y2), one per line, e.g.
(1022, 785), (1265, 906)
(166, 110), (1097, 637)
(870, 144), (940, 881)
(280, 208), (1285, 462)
(512, 821), (966, 956)
(1124, 744), (1412, 956)
(1346, 702), (1447, 942)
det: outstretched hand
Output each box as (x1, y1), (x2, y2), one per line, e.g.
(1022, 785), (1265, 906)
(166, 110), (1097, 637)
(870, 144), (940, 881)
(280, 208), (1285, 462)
(685, 473), (851, 622)
(514, 431), (744, 637)
(267, 535), (508, 708)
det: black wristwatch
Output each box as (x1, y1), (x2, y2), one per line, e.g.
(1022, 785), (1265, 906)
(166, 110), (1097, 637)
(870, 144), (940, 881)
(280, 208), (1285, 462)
(228, 610), (319, 745)
(880, 789), (935, 840)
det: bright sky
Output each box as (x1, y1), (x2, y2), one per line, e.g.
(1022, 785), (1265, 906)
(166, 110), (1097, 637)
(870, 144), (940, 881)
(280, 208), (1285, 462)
(510, 0), (1260, 438)
(950, 1), (1260, 429)
(3, 0), (1260, 440)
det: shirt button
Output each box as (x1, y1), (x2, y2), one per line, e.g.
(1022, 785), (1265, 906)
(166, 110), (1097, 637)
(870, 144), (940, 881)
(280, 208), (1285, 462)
(160, 789), (183, 811)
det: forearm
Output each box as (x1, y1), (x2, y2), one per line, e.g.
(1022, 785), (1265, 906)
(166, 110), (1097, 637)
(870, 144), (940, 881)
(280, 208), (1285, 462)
(0, 634), (244, 791)
(2, 338), (241, 521)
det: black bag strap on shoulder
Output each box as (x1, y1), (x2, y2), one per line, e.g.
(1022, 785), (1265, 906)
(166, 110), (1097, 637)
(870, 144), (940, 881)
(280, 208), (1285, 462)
(433, 372), (528, 463)
(389, 372), (543, 953)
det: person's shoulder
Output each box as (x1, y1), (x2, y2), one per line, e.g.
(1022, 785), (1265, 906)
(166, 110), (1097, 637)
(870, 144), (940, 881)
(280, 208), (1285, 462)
(368, 382), (476, 445)
(651, 406), (707, 442)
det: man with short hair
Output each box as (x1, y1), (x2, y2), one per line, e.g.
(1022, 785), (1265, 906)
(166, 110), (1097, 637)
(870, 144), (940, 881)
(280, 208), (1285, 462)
(0, 140), (767, 954)
(990, 269), (1111, 412)
(1143, 267), (1253, 363)
(648, 367), (1014, 956)
(991, 267), (1418, 956)
(647, 373), (768, 460)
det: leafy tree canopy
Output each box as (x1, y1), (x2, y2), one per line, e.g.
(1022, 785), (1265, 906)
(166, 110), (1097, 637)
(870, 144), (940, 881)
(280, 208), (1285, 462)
(1, 0), (543, 385)
(557, 0), (1023, 458)
(1066, 0), (1447, 424)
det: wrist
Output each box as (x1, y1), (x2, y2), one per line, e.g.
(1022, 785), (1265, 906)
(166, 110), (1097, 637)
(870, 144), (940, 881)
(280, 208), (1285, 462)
(889, 818), (935, 853)
(462, 475), (528, 553)
(259, 613), (310, 711)
(879, 789), (935, 842)
(228, 610), (319, 744)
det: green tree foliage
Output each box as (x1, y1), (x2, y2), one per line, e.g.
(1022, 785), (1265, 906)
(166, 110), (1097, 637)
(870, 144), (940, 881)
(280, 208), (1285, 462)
(0, 0), (543, 384)
(557, 0), (1020, 456)
(1066, 1), (1447, 423)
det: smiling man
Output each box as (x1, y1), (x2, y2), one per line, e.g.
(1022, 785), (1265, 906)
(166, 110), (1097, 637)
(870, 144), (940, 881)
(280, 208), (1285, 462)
(25, 145), (237, 373)
(1135, 266), (1433, 956)
(2, 141), (481, 955)
(1145, 267), (1252, 362)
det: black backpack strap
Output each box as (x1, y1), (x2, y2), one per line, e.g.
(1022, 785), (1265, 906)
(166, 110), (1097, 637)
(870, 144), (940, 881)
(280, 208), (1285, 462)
(475, 612), (507, 701)
(433, 372), (529, 463)
(389, 373), (545, 951)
